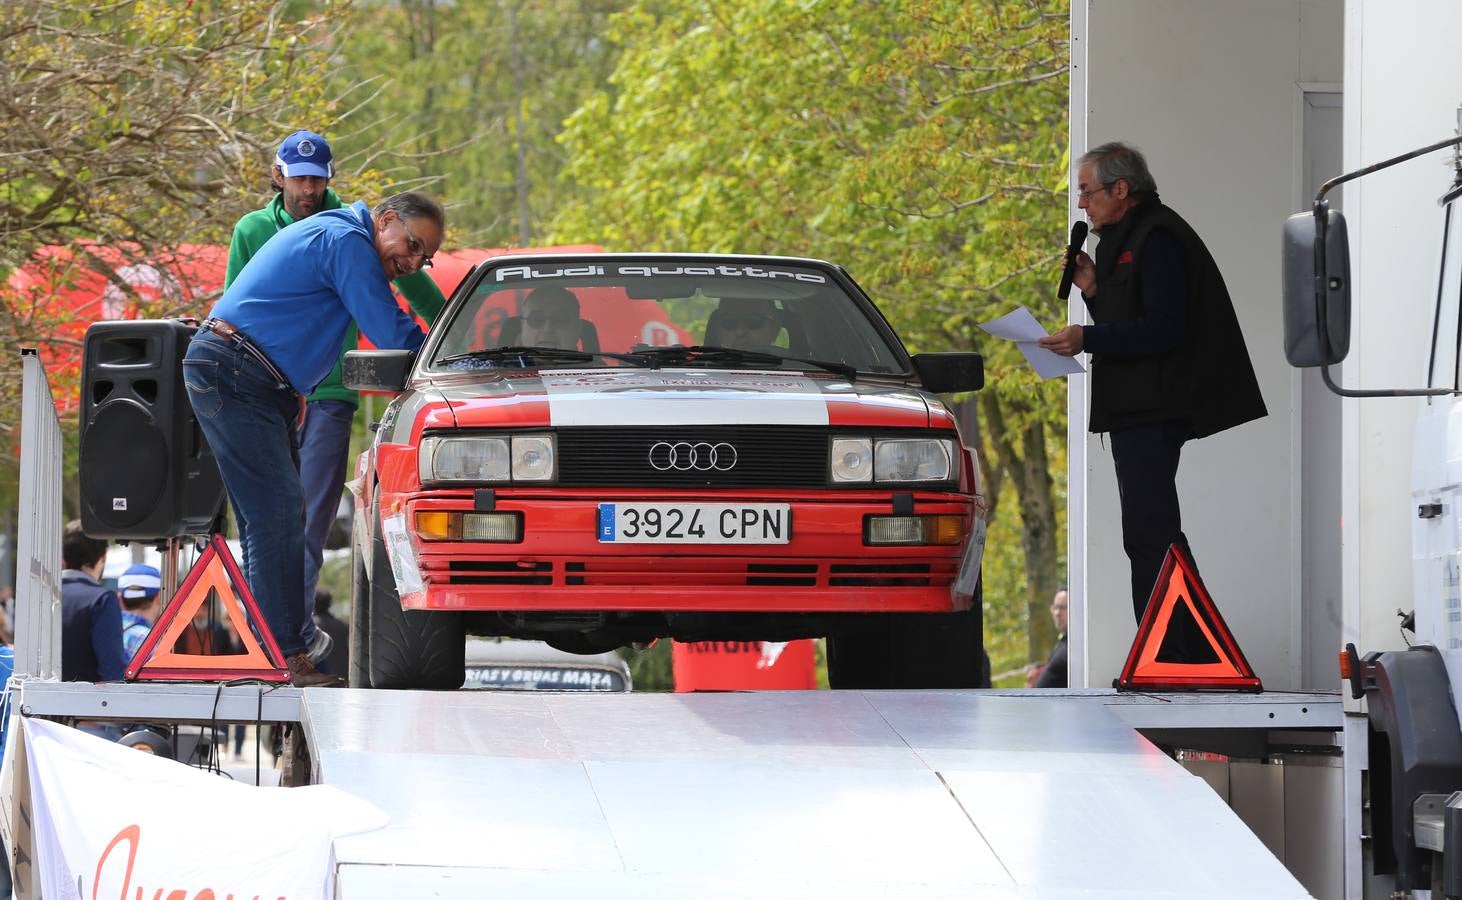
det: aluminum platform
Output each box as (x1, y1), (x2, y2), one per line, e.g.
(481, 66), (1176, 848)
(302, 688), (1323, 898)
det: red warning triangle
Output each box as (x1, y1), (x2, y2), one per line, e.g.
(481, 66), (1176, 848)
(125, 534), (289, 682)
(1115, 543), (1262, 692)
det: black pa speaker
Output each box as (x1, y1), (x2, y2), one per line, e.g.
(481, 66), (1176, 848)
(79, 319), (226, 539)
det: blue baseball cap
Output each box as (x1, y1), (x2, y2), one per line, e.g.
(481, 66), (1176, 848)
(117, 563), (161, 600)
(274, 130), (333, 179)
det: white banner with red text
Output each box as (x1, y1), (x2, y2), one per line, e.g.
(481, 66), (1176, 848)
(22, 717), (387, 900)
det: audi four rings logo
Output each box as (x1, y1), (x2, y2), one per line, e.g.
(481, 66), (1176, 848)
(649, 441), (738, 471)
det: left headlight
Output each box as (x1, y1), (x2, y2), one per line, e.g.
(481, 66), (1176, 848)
(419, 434), (557, 484)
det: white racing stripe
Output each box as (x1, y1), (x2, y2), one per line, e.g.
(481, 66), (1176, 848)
(542, 371), (830, 426)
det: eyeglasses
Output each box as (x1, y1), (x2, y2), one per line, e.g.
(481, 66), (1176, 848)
(1077, 183), (1114, 202)
(398, 216), (434, 269)
(722, 313), (776, 331)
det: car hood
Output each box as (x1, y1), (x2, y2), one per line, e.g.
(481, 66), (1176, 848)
(427, 368), (940, 430)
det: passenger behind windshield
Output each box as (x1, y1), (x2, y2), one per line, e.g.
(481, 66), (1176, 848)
(516, 285), (584, 349)
(710, 296), (784, 355)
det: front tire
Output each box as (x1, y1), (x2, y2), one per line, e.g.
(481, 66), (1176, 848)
(361, 514), (466, 690)
(347, 541), (371, 688)
(827, 578), (987, 689)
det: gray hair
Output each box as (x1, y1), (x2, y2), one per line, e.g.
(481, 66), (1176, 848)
(1079, 142), (1158, 196)
(374, 191), (446, 230)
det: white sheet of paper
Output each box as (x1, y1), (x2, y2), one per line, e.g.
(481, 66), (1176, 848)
(977, 306), (1050, 342)
(976, 305), (1087, 379)
(1018, 342), (1086, 378)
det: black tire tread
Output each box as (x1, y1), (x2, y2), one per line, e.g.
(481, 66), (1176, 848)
(347, 543), (371, 688)
(365, 519), (465, 690)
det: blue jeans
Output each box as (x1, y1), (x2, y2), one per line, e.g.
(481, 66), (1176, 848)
(183, 333), (307, 658)
(298, 398), (356, 643)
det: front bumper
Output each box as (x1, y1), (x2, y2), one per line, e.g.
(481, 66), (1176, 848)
(376, 488), (982, 614)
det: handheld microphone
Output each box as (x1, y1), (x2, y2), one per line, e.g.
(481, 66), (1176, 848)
(1057, 220), (1089, 300)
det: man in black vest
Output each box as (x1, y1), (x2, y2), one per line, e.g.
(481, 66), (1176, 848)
(1039, 143), (1266, 655)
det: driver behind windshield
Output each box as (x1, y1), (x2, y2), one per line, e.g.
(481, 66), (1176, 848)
(518, 286), (583, 349)
(712, 296), (783, 354)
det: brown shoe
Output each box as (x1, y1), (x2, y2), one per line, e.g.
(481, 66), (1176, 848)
(287, 653), (345, 688)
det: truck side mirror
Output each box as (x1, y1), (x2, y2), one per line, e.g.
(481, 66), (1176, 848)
(1282, 209), (1351, 367)
(343, 349), (415, 392)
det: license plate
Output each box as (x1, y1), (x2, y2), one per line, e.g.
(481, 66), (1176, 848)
(597, 503), (791, 544)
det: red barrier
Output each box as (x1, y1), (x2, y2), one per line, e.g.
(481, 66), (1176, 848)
(672, 639), (818, 692)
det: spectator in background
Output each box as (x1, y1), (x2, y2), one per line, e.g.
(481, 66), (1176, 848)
(177, 598), (234, 657)
(0, 585), (14, 641)
(1029, 587), (1069, 688)
(117, 563), (161, 661)
(60, 521), (125, 683)
(312, 588), (349, 676)
(0, 625), (12, 898)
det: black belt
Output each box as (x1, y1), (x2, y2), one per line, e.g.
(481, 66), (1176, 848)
(199, 318), (294, 394)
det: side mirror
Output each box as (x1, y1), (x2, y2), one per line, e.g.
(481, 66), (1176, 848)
(343, 349), (415, 392)
(1282, 209), (1351, 367)
(913, 352), (984, 393)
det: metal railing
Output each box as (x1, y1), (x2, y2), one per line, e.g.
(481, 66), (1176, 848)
(15, 350), (61, 679)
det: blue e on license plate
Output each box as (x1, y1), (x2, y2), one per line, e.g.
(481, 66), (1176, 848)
(597, 503), (791, 544)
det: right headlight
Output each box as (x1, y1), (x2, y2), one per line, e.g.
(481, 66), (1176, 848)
(874, 438), (956, 482)
(419, 434), (556, 484)
(830, 435), (957, 484)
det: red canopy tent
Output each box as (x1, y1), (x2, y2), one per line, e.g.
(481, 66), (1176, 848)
(11, 241), (697, 416)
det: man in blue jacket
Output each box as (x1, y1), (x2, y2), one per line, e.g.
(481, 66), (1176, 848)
(60, 520), (125, 683)
(184, 192), (444, 686)
(226, 132), (446, 667)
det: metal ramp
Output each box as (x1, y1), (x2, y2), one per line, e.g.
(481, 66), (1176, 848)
(304, 688), (1315, 899)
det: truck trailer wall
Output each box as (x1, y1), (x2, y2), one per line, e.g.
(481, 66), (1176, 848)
(1075, 0), (1341, 689)
(1341, 0), (1462, 683)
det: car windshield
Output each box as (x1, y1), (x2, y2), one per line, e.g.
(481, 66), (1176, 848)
(425, 258), (910, 376)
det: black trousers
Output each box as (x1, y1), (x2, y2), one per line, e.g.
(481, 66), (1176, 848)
(1110, 420), (1194, 622)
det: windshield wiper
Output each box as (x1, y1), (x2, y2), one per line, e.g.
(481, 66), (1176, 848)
(630, 345), (858, 380)
(438, 346), (650, 367)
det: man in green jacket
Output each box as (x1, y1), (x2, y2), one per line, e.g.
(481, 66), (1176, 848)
(225, 129), (446, 667)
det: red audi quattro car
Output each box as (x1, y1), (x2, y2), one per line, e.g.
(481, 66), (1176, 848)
(345, 254), (988, 690)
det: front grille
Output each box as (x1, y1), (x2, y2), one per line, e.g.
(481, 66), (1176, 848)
(829, 563), (935, 587)
(448, 560), (552, 585)
(747, 563), (818, 587)
(555, 426), (829, 488)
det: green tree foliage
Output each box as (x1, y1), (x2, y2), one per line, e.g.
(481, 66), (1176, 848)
(329, 0), (622, 248)
(0, 0), (352, 397)
(552, 0), (1069, 674)
(0, 0), (360, 517)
